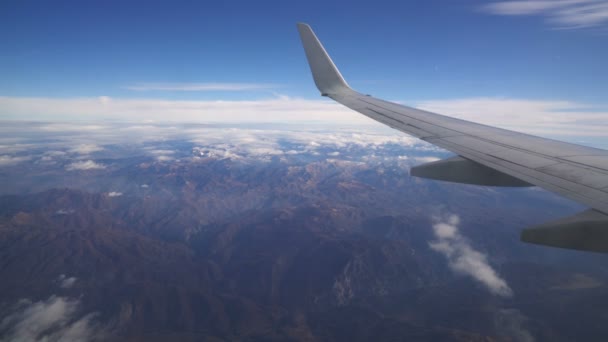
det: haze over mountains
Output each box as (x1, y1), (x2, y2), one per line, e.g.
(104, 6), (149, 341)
(1, 122), (608, 341)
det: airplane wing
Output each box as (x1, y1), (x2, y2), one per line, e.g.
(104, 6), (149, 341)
(297, 23), (608, 253)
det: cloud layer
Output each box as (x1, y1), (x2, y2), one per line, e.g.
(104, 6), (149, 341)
(0, 296), (104, 342)
(125, 82), (278, 92)
(416, 97), (608, 137)
(481, 0), (608, 29)
(429, 214), (513, 297)
(2, 95), (607, 140)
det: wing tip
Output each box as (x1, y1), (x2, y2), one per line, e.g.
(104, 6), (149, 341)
(297, 22), (350, 94)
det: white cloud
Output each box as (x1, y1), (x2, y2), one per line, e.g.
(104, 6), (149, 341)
(125, 82), (279, 91)
(147, 149), (175, 155)
(2, 96), (607, 140)
(70, 144), (103, 154)
(65, 160), (106, 171)
(0, 155), (30, 166)
(494, 309), (535, 342)
(429, 214), (513, 297)
(107, 192), (123, 197)
(189, 128), (434, 162)
(155, 155), (174, 162)
(40, 123), (107, 132)
(0, 95), (373, 126)
(57, 274), (77, 289)
(0, 295), (106, 342)
(416, 97), (608, 137)
(480, 0), (608, 29)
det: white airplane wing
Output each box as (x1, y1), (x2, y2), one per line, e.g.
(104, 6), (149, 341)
(297, 23), (608, 253)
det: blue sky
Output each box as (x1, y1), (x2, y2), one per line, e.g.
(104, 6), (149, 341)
(1, 0), (607, 138)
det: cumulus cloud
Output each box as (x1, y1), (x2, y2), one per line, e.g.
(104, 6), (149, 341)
(57, 274), (77, 289)
(125, 82), (279, 91)
(0, 296), (106, 342)
(107, 192), (122, 197)
(0, 155), (30, 166)
(69, 144), (103, 154)
(494, 309), (535, 342)
(429, 214), (513, 297)
(480, 0), (608, 29)
(155, 155), (174, 162)
(147, 149), (175, 155)
(65, 160), (106, 171)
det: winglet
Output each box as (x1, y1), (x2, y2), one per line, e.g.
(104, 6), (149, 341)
(297, 23), (350, 95)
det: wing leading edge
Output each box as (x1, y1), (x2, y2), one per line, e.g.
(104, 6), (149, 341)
(297, 23), (608, 253)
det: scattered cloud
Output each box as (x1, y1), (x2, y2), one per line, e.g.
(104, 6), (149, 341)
(107, 192), (123, 197)
(429, 214), (513, 297)
(141, 184), (149, 188)
(65, 160), (106, 171)
(190, 128), (435, 162)
(155, 155), (174, 162)
(55, 209), (75, 215)
(480, 0), (608, 29)
(125, 82), (279, 92)
(0, 295), (106, 342)
(70, 144), (103, 154)
(494, 309), (535, 342)
(57, 274), (77, 289)
(147, 149), (175, 155)
(0, 155), (30, 166)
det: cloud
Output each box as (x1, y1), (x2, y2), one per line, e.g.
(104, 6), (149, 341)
(429, 214), (513, 297)
(416, 97), (608, 137)
(107, 192), (123, 197)
(0, 95), (374, 126)
(494, 309), (535, 342)
(0, 155), (30, 166)
(189, 128), (435, 162)
(0, 295), (106, 342)
(65, 160), (106, 171)
(40, 124), (107, 132)
(155, 155), (174, 162)
(480, 0), (608, 29)
(69, 144), (103, 154)
(125, 82), (279, 91)
(147, 149), (175, 155)
(57, 274), (77, 289)
(2, 95), (607, 140)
